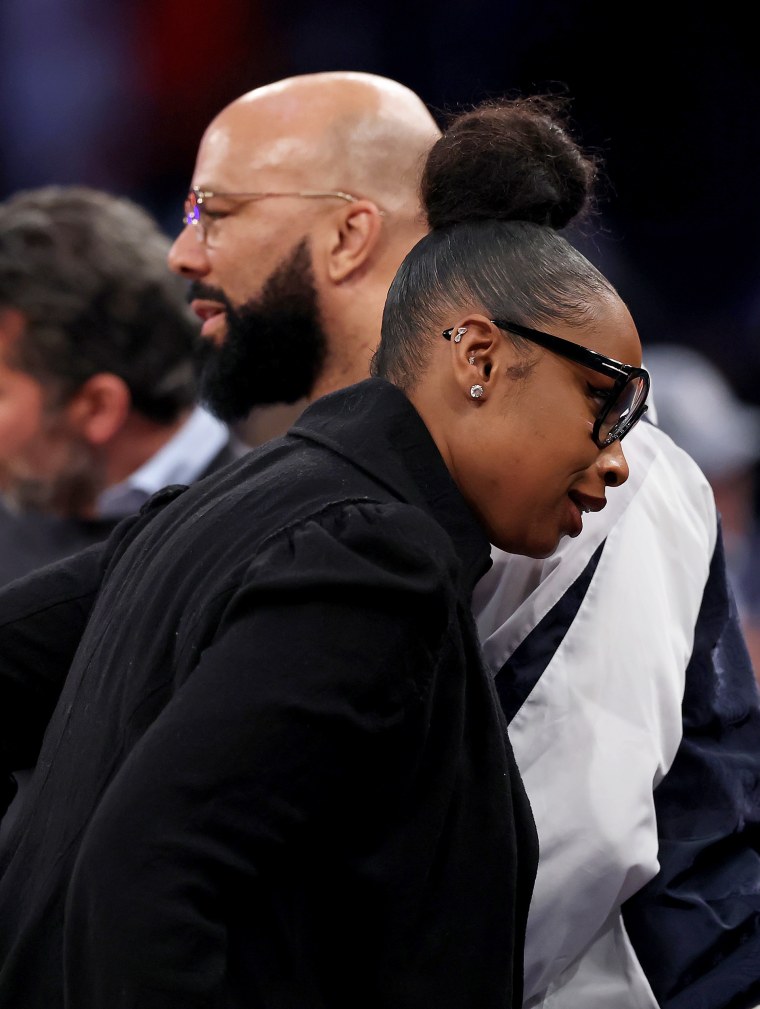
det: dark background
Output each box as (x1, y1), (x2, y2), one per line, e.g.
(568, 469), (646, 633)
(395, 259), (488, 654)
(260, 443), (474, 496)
(2, 0), (758, 402)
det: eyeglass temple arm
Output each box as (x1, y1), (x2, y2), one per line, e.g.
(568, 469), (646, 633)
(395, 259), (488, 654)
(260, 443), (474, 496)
(493, 319), (639, 381)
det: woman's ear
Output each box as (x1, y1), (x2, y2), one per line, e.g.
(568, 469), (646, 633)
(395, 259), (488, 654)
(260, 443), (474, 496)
(446, 315), (506, 403)
(325, 200), (385, 283)
(64, 373), (132, 445)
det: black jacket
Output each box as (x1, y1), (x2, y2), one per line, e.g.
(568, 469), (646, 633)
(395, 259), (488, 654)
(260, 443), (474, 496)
(0, 378), (537, 1009)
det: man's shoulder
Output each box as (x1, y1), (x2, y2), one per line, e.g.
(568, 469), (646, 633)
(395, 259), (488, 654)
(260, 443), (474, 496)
(0, 503), (118, 589)
(196, 432), (251, 479)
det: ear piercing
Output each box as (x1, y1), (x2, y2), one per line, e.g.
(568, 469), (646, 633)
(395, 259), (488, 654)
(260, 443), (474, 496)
(450, 330), (480, 397)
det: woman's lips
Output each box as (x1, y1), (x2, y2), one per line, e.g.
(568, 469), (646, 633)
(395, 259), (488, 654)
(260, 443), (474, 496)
(570, 491), (607, 515)
(566, 490), (607, 537)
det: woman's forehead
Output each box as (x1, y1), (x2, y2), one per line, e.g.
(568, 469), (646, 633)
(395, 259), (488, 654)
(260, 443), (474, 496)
(552, 299), (641, 366)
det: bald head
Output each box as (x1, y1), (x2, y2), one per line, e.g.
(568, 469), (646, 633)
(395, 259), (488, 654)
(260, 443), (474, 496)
(202, 71), (441, 220)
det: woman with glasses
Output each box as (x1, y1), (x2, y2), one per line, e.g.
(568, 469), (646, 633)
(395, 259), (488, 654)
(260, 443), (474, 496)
(372, 95), (648, 559)
(0, 96), (647, 1009)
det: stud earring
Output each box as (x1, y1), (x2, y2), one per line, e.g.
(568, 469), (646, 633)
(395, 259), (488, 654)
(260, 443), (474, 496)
(453, 327), (467, 343)
(470, 384), (484, 399)
(468, 354), (476, 365)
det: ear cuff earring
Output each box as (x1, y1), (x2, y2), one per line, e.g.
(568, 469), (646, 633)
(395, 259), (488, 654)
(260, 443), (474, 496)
(453, 327), (468, 343)
(470, 384), (484, 399)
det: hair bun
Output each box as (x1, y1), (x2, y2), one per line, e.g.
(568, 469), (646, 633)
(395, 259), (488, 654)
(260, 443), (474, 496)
(422, 95), (599, 232)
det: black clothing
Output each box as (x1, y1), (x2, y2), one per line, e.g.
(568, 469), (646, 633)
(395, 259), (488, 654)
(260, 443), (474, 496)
(0, 378), (537, 1009)
(0, 438), (244, 588)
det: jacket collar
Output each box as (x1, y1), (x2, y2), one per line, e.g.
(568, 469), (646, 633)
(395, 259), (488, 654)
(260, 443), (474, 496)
(290, 378), (492, 596)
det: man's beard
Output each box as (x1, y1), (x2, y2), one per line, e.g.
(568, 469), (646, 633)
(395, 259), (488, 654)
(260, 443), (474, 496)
(0, 432), (103, 518)
(190, 239), (327, 424)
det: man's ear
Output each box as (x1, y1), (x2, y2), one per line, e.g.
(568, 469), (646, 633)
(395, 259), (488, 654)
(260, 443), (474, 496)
(64, 373), (132, 445)
(325, 200), (385, 283)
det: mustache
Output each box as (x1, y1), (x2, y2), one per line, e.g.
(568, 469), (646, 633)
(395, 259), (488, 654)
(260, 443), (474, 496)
(186, 280), (231, 308)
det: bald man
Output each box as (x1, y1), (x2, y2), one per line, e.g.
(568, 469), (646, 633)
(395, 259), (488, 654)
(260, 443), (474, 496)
(168, 71), (439, 427)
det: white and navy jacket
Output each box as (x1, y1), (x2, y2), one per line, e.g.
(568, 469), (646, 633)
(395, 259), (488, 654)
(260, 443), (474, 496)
(474, 417), (760, 1009)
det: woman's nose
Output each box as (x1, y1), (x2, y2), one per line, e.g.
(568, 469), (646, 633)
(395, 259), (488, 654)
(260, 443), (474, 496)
(600, 438), (630, 488)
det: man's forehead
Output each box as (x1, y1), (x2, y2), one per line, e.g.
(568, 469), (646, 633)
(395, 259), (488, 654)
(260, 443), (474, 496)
(192, 110), (327, 191)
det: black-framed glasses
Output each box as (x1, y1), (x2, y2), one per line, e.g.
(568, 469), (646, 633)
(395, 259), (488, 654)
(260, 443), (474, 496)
(183, 186), (368, 244)
(443, 318), (650, 447)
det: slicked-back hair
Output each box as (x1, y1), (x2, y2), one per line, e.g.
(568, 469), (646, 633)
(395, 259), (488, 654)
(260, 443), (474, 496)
(370, 93), (619, 389)
(0, 186), (199, 423)
(372, 219), (616, 389)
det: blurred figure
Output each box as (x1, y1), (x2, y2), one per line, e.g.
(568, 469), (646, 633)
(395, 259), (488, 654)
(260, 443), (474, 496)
(0, 185), (247, 842)
(0, 185), (246, 585)
(645, 343), (760, 676)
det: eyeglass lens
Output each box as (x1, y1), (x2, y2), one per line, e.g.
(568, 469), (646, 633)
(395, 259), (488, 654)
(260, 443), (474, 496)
(183, 192), (200, 228)
(598, 374), (647, 442)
